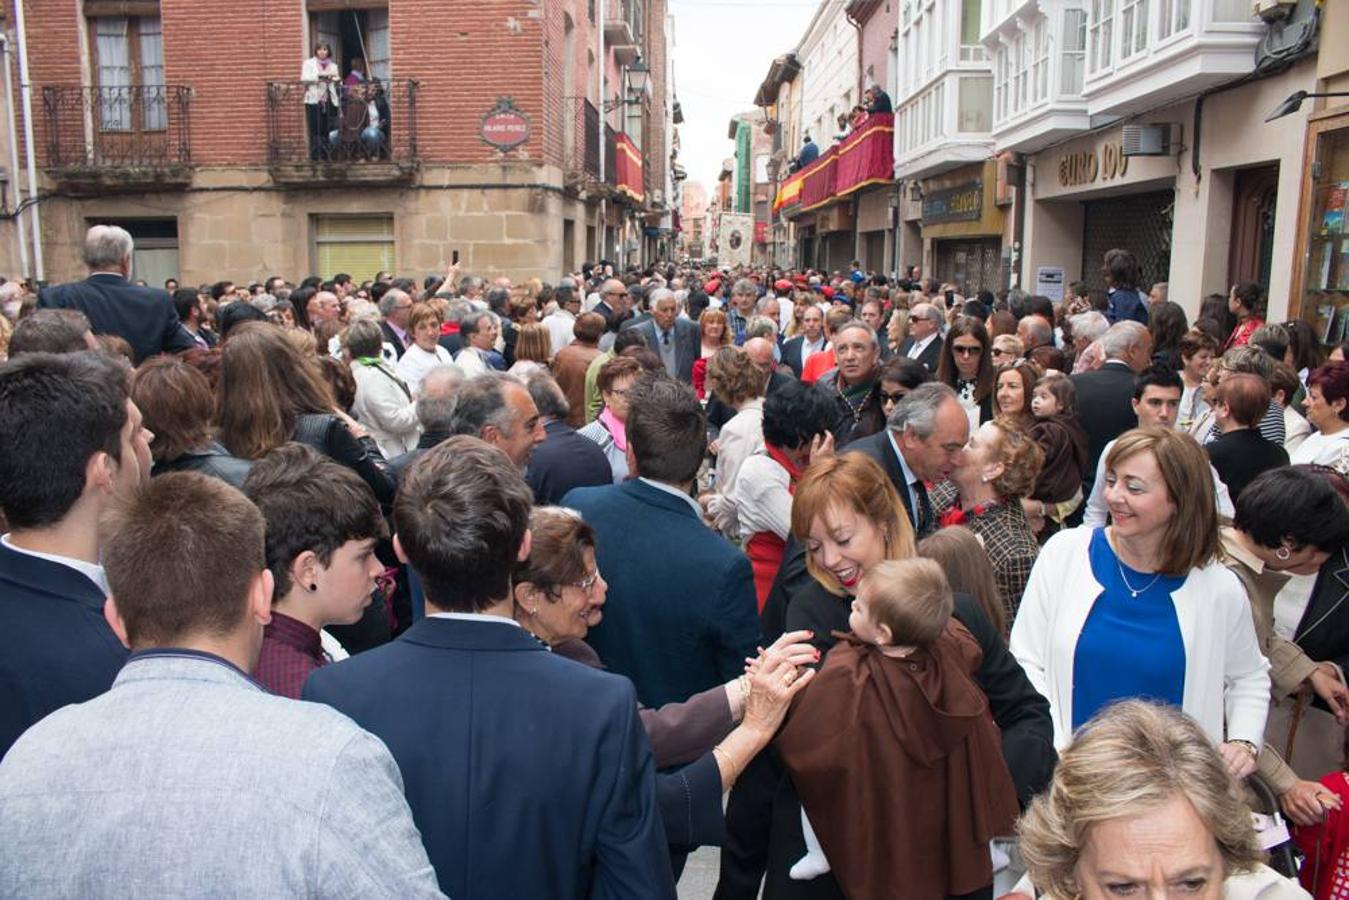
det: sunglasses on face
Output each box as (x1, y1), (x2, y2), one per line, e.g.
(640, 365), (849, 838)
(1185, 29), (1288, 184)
(880, 391), (907, 404)
(952, 345), (982, 356)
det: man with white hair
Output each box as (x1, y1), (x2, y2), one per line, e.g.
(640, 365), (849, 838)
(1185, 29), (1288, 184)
(1068, 310), (1110, 374)
(38, 224), (195, 363)
(897, 302), (944, 373)
(1071, 320), (1154, 475)
(378, 288), (415, 358)
(632, 288), (699, 383)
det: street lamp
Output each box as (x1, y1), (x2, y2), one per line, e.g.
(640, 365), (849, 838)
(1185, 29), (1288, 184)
(1265, 90), (1349, 122)
(626, 56), (651, 97)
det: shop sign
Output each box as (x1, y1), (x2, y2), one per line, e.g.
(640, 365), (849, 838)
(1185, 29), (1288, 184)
(481, 97), (531, 152)
(923, 180), (983, 225)
(1058, 141), (1129, 188)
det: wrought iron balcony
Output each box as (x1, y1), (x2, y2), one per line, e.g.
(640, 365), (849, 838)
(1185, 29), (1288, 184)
(265, 79), (418, 185)
(41, 85), (192, 189)
(563, 97), (602, 189)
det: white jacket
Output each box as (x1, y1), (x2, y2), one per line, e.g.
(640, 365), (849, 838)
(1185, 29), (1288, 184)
(350, 361), (420, 460)
(301, 57), (340, 106)
(1009, 526), (1270, 749)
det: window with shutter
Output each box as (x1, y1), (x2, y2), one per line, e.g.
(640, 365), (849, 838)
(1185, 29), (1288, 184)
(313, 215), (395, 283)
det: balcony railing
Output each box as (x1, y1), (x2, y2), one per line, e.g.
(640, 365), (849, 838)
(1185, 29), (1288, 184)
(563, 96), (601, 182)
(42, 85), (192, 183)
(265, 79), (418, 183)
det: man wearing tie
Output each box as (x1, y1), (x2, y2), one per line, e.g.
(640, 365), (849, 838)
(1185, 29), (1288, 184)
(635, 289), (699, 383)
(845, 383), (968, 539)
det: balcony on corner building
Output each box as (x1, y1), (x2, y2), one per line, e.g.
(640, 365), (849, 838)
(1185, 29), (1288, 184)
(41, 85), (193, 192)
(604, 0), (642, 64)
(563, 97), (603, 191)
(265, 79), (419, 186)
(773, 112), (894, 219)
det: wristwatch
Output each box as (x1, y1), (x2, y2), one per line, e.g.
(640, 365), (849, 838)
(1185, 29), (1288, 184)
(1229, 739), (1258, 758)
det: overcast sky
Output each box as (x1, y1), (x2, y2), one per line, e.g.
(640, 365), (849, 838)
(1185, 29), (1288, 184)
(669, 0), (819, 199)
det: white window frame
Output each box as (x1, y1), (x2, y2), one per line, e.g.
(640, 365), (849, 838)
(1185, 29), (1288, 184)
(1088, 0), (1115, 75)
(1119, 0), (1148, 59)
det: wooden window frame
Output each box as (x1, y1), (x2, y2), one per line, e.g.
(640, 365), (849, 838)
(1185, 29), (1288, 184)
(1289, 107), (1349, 320)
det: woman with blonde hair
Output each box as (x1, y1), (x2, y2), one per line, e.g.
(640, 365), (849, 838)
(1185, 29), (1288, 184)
(217, 321), (396, 504)
(1015, 700), (1299, 899)
(758, 451), (1056, 895)
(1010, 427), (1270, 775)
(508, 322), (552, 376)
(693, 307), (732, 399)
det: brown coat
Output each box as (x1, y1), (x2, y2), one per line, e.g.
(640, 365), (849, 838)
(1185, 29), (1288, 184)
(554, 342), (603, 428)
(777, 624), (1019, 900)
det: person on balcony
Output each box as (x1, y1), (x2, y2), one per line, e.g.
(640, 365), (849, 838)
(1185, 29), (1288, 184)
(344, 56), (368, 89)
(864, 84), (892, 115)
(791, 135), (818, 173)
(301, 42), (340, 161)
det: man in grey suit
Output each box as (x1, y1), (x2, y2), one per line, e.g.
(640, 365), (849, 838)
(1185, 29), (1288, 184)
(634, 288), (699, 383)
(0, 473), (443, 898)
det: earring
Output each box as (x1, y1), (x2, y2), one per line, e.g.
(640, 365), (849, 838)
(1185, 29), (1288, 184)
(527, 607), (538, 617)
(307, 583), (318, 593)
(1276, 546), (1292, 561)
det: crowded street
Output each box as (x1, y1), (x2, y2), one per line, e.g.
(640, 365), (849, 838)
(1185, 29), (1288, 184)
(1, 0), (1348, 898)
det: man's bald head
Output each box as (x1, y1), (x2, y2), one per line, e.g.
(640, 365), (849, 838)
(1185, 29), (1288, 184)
(743, 337), (775, 370)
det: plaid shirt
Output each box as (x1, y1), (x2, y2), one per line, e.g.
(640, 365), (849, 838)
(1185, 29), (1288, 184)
(929, 482), (1039, 628)
(962, 501), (1040, 627)
(253, 612), (327, 699)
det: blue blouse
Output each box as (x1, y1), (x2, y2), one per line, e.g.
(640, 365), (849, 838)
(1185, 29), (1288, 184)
(1072, 528), (1187, 730)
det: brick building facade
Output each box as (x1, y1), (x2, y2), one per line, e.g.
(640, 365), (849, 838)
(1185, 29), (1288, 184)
(4, 0), (670, 285)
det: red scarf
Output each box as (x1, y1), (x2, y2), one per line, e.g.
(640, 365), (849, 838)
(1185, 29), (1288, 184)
(764, 442), (803, 488)
(939, 496), (1004, 529)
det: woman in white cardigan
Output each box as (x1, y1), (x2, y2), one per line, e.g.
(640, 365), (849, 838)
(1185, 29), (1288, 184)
(1010, 426), (1270, 781)
(345, 319), (420, 459)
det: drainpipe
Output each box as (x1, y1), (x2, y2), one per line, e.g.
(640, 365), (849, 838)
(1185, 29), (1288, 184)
(0, 34), (29, 280)
(598, 0), (607, 261)
(12, 0), (42, 281)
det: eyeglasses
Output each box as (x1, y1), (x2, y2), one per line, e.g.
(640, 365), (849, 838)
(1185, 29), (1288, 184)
(573, 571), (601, 593)
(952, 345), (982, 356)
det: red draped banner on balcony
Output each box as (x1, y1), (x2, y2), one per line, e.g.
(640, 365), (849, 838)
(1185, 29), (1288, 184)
(773, 112), (893, 214)
(615, 133), (644, 202)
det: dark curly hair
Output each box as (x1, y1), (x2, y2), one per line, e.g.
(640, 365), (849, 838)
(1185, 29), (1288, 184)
(762, 378), (837, 451)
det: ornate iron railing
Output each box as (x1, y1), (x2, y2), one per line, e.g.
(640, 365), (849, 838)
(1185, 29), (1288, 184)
(563, 96), (601, 180)
(265, 79), (418, 166)
(42, 84), (192, 170)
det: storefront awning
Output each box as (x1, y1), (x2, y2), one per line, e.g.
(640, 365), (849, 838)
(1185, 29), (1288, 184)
(773, 112), (893, 215)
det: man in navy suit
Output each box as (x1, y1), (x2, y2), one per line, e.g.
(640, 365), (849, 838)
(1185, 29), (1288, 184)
(634, 288), (700, 383)
(305, 436), (674, 899)
(782, 304), (827, 379)
(0, 351), (145, 756)
(563, 373), (761, 708)
(38, 225), (195, 364)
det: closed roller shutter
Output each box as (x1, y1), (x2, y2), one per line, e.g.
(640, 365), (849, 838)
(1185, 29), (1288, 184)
(313, 214), (395, 283)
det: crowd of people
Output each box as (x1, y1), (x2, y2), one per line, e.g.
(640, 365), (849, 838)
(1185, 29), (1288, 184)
(3, 223), (1349, 898)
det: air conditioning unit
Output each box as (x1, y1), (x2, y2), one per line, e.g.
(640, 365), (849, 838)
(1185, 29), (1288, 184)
(1122, 123), (1174, 157)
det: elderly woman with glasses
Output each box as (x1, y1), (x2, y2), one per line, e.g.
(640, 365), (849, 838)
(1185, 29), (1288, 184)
(511, 506), (818, 858)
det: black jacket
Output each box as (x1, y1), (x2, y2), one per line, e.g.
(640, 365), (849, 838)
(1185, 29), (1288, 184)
(844, 428), (937, 540)
(1070, 360), (1138, 479)
(1294, 546), (1349, 716)
(526, 420), (614, 505)
(292, 413), (398, 506)
(897, 334), (943, 374)
(152, 442), (253, 489)
(1205, 428), (1289, 503)
(814, 370), (886, 449)
(380, 320), (408, 359)
(39, 273), (195, 363)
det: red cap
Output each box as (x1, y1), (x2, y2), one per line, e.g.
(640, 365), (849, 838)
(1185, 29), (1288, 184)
(821, 286), (836, 298)
(704, 279), (720, 293)
(774, 279), (793, 292)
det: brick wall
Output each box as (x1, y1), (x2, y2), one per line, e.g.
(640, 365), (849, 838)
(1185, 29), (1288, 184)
(13, 0), (565, 168)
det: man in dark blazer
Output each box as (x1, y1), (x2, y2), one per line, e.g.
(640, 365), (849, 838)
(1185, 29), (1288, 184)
(782, 305), (827, 379)
(634, 288), (700, 383)
(563, 374), (761, 708)
(1070, 320), (1153, 477)
(523, 372), (613, 504)
(38, 225), (195, 364)
(305, 437), (674, 899)
(845, 382), (969, 540)
(897, 302), (945, 374)
(377, 288), (414, 359)
(0, 352), (137, 757)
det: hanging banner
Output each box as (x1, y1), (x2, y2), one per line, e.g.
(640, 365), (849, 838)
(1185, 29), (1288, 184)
(719, 212), (753, 268)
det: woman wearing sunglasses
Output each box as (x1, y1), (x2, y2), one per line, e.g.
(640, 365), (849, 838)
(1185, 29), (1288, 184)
(936, 315), (993, 430)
